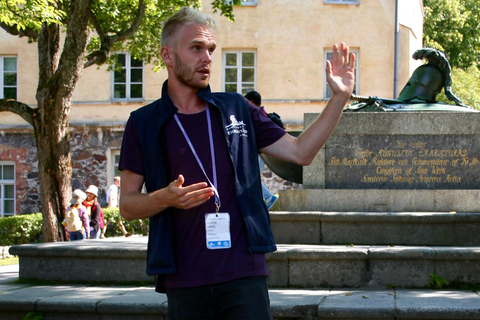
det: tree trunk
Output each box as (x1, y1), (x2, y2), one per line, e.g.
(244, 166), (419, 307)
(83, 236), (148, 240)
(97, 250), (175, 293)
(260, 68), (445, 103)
(33, 0), (92, 242)
(33, 116), (72, 242)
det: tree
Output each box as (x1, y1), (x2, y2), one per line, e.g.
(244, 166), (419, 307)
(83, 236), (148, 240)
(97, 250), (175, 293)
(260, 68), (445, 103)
(423, 0), (480, 70)
(0, 0), (239, 242)
(436, 65), (480, 109)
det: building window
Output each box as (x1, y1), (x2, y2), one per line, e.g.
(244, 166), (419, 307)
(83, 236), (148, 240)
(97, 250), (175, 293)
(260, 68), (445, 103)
(240, 0), (258, 5)
(324, 49), (359, 99)
(226, 0), (258, 6)
(0, 162), (15, 217)
(223, 51), (256, 95)
(112, 150), (121, 179)
(324, 0), (360, 4)
(1, 57), (17, 100)
(106, 149), (121, 191)
(112, 53), (144, 101)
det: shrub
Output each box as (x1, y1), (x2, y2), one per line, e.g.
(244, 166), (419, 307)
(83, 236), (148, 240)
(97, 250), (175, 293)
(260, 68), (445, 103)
(0, 209), (149, 246)
(102, 207), (149, 237)
(0, 213), (43, 246)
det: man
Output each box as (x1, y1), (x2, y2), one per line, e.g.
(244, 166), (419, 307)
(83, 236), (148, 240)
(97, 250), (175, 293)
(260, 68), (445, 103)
(244, 90), (280, 209)
(106, 176), (120, 208)
(119, 7), (355, 320)
(105, 176), (128, 237)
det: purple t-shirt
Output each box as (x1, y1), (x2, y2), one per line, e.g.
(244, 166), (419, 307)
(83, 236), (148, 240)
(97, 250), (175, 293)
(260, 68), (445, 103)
(119, 100), (286, 288)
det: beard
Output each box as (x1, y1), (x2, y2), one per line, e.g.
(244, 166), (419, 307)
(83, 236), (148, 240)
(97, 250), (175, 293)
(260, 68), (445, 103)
(173, 52), (209, 89)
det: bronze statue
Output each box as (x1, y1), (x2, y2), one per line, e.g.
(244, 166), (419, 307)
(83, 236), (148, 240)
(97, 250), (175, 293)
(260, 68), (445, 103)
(345, 48), (476, 112)
(263, 48), (477, 184)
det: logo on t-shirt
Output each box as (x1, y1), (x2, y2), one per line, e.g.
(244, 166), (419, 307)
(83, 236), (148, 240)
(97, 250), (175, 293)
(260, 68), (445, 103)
(225, 115), (248, 137)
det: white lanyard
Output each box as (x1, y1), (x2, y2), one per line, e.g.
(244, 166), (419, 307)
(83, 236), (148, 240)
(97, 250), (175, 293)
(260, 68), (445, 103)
(174, 106), (221, 212)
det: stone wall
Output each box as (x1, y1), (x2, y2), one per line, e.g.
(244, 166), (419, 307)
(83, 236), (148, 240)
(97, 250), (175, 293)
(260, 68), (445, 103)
(261, 167), (302, 195)
(0, 125), (124, 214)
(69, 126), (124, 203)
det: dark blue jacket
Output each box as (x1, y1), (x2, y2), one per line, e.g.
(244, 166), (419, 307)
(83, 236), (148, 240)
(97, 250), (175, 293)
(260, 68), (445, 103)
(129, 81), (277, 276)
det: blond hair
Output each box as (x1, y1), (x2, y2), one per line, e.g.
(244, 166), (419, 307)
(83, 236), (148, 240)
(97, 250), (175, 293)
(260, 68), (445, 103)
(161, 7), (217, 47)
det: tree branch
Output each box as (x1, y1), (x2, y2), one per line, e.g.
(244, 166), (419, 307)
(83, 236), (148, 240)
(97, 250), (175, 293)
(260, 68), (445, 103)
(84, 0), (146, 68)
(0, 99), (36, 126)
(115, 0), (146, 41)
(0, 22), (39, 39)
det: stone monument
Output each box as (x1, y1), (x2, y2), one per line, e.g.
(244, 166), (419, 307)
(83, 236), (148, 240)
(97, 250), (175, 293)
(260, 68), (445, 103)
(277, 48), (480, 212)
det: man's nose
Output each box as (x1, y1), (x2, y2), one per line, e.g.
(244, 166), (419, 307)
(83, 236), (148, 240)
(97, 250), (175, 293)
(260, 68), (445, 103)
(203, 50), (213, 63)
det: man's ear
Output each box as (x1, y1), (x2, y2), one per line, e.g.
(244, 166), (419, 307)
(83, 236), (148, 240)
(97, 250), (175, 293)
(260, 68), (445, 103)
(161, 46), (174, 66)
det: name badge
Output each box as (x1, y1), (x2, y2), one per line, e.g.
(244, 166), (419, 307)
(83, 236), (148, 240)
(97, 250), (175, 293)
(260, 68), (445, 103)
(205, 212), (231, 250)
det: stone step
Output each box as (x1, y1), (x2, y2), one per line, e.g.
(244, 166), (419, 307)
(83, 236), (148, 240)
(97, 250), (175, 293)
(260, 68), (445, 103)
(270, 211), (480, 246)
(10, 238), (480, 289)
(2, 279), (479, 320)
(278, 189), (480, 213)
(268, 244), (480, 288)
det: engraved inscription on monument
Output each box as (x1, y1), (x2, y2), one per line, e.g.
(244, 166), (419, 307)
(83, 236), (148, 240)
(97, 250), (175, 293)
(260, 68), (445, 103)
(325, 135), (480, 189)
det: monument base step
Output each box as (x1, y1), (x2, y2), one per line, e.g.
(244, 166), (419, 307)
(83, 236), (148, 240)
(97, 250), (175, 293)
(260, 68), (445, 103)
(270, 211), (480, 246)
(279, 189), (480, 213)
(10, 237), (480, 289)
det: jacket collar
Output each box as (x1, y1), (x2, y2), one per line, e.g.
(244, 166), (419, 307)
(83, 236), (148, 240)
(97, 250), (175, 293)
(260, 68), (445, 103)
(160, 80), (218, 112)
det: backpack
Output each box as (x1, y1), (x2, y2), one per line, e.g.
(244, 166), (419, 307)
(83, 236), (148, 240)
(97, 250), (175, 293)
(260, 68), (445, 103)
(65, 206), (83, 232)
(267, 112), (285, 129)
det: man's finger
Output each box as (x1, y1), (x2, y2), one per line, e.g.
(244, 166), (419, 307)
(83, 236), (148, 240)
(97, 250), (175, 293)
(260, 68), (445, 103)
(174, 174), (185, 187)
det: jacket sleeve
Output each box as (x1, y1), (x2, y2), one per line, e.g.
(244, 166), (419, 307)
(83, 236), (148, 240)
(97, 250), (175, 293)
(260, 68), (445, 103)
(90, 202), (101, 232)
(80, 207), (90, 237)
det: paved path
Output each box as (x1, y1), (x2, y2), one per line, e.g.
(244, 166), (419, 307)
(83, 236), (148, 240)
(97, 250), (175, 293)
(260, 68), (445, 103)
(0, 264), (19, 284)
(1, 263), (480, 319)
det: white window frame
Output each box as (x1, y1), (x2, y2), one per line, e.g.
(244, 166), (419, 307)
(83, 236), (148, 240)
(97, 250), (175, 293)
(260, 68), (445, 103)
(0, 162), (16, 217)
(222, 50), (257, 95)
(111, 53), (144, 101)
(106, 149), (121, 190)
(240, 0), (258, 6)
(0, 56), (17, 100)
(324, 49), (359, 99)
(225, 0), (258, 6)
(324, 0), (360, 4)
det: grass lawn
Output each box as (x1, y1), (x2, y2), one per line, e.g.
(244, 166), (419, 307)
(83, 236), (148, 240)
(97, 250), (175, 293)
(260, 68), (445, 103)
(0, 257), (19, 266)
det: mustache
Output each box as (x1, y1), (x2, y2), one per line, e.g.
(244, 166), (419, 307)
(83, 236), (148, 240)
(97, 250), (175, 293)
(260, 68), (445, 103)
(196, 65), (210, 73)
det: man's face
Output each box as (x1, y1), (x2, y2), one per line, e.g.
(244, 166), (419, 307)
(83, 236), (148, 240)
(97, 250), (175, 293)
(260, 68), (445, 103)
(170, 23), (216, 89)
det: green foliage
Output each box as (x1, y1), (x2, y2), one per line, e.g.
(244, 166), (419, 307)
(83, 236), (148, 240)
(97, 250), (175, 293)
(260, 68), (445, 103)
(0, 213), (43, 246)
(423, 0), (480, 110)
(0, 210), (148, 245)
(423, 0), (480, 70)
(102, 207), (149, 237)
(22, 312), (44, 320)
(0, 0), (66, 31)
(428, 273), (447, 289)
(435, 64), (480, 110)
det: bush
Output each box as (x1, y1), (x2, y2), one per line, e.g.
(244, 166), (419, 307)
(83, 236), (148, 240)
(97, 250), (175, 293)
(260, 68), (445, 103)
(0, 213), (43, 246)
(102, 207), (149, 237)
(0, 209), (149, 246)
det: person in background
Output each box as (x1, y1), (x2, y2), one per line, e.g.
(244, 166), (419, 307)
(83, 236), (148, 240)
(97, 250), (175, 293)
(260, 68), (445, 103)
(245, 90), (279, 209)
(105, 176), (128, 237)
(119, 7), (355, 320)
(64, 189), (89, 241)
(106, 176), (121, 207)
(83, 185), (103, 239)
